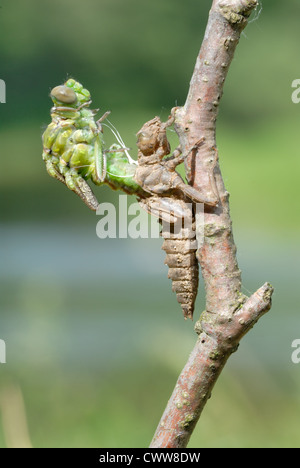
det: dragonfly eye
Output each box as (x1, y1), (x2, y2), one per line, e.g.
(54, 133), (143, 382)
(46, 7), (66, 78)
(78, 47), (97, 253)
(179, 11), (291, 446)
(50, 85), (77, 104)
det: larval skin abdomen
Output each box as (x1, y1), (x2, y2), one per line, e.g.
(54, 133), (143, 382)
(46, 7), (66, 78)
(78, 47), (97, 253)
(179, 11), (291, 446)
(161, 220), (198, 320)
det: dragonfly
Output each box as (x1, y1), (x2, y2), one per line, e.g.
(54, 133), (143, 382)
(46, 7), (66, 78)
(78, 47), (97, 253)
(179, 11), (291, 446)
(42, 78), (145, 210)
(42, 79), (219, 318)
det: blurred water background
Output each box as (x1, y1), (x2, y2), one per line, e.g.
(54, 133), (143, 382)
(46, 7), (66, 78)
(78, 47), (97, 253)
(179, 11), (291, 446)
(0, 0), (299, 447)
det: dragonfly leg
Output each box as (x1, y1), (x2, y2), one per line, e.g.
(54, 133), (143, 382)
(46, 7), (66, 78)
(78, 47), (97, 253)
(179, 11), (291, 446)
(96, 111), (111, 132)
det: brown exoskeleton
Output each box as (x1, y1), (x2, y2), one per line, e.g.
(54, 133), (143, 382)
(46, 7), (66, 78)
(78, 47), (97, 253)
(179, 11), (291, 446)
(135, 114), (218, 209)
(134, 112), (219, 319)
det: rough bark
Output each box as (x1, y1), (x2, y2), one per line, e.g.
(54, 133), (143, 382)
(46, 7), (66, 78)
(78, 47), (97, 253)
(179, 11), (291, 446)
(150, 0), (273, 448)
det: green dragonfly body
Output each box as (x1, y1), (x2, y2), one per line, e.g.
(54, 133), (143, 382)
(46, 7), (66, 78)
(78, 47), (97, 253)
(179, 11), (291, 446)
(42, 78), (145, 210)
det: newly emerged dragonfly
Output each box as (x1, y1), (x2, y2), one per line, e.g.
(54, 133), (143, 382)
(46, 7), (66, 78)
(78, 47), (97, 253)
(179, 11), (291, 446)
(42, 78), (145, 210)
(42, 79), (218, 319)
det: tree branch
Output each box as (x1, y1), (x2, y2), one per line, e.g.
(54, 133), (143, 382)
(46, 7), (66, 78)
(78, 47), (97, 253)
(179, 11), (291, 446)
(150, 283), (273, 448)
(150, 0), (273, 448)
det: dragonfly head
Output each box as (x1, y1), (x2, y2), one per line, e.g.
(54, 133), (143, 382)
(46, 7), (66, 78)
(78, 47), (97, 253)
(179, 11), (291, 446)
(50, 79), (91, 109)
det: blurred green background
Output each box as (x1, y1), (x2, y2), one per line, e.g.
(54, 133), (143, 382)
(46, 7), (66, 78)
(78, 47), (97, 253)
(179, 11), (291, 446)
(0, 0), (300, 448)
